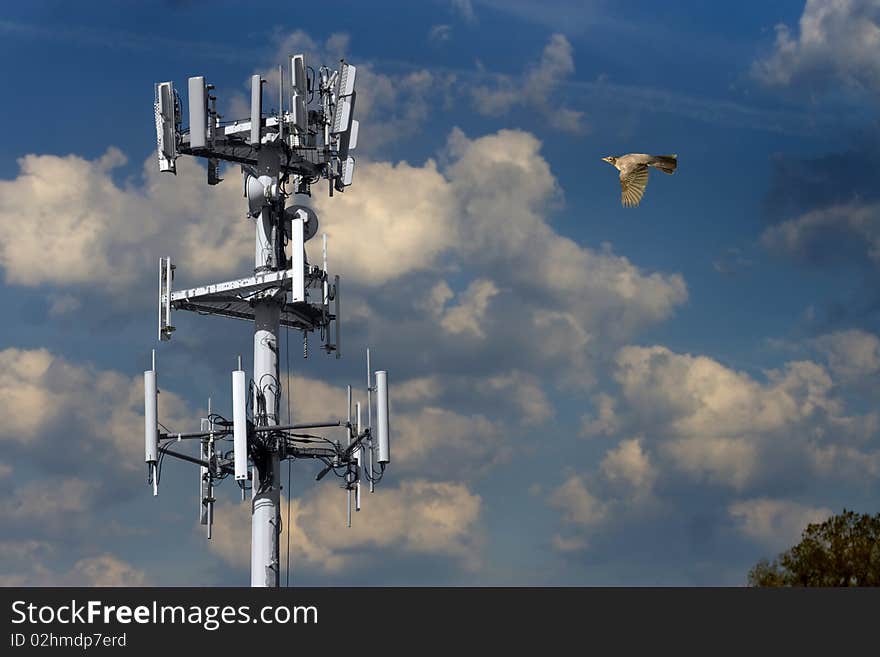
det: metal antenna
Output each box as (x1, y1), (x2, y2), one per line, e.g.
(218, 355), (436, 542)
(200, 396), (214, 539)
(366, 348), (375, 492)
(347, 384), (352, 528)
(355, 401), (362, 513)
(144, 351), (158, 496)
(322, 233), (329, 306)
(147, 55), (391, 588)
(207, 396), (214, 538)
(278, 64), (284, 143)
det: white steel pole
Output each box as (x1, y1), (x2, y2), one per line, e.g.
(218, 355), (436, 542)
(251, 205), (282, 588)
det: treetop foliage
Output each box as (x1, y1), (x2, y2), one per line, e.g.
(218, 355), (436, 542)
(748, 509), (880, 587)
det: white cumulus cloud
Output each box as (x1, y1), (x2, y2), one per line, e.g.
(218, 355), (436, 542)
(753, 0), (880, 95)
(729, 497), (832, 550)
(471, 34), (586, 133)
(609, 345), (880, 489)
(208, 480), (484, 574)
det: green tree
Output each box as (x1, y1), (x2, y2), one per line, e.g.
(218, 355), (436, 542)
(748, 509), (880, 587)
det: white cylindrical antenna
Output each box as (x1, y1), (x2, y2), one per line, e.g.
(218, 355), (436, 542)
(232, 369), (248, 481)
(144, 362), (158, 464)
(250, 75), (262, 146)
(144, 352), (159, 497)
(188, 76), (207, 149)
(376, 370), (390, 464)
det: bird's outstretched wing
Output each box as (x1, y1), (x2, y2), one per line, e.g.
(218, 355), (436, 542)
(620, 165), (649, 207)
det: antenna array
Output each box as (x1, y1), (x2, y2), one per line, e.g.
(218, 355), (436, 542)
(146, 55), (391, 587)
(154, 56), (359, 194)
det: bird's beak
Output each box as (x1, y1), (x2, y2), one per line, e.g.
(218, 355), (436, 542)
(601, 157), (610, 163)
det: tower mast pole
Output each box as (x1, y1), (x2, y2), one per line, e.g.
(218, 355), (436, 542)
(251, 205), (283, 587)
(148, 57), (392, 589)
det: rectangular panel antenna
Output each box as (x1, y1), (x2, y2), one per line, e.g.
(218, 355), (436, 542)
(155, 81), (177, 173)
(341, 157), (355, 186)
(337, 119), (358, 161)
(291, 54), (307, 95)
(158, 257), (174, 341)
(292, 92), (307, 134)
(232, 369), (248, 480)
(289, 212), (306, 303)
(375, 370), (390, 463)
(337, 61), (356, 96)
(250, 75), (263, 146)
(188, 76), (207, 149)
(349, 119), (359, 151)
(331, 62), (356, 135)
(289, 56), (307, 138)
(331, 91), (355, 136)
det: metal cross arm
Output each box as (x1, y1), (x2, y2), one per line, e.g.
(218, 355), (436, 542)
(157, 443), (238, 488)
(158, 429), (226, 441)
(343, 428), (371, 459)
(170, 268), (297, 300)
(252, 420), (347, 432)
(159, 261), (335, 340)
(286, 445), (340, 460)
(177, 123), (325, 180)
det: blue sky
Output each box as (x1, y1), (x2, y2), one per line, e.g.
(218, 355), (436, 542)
(1, 0), (879, 586)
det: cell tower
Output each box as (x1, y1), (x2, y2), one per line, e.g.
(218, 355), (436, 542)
(146, 55), (391, 587)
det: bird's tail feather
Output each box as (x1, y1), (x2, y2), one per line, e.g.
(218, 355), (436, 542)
(650, 155), (677, 174)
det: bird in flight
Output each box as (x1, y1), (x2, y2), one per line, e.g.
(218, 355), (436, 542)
(601, 154), (677, 207)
